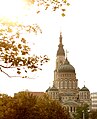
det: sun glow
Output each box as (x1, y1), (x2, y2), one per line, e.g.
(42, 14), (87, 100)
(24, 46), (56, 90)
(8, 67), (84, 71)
(0, 0), (29, 24)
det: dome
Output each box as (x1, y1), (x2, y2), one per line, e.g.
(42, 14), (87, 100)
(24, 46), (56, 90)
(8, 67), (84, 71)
(48, 85), (58, 92)
(77, 87), (80, 91)
(80, 85), (89, 91)
(58, 58), (75, 73)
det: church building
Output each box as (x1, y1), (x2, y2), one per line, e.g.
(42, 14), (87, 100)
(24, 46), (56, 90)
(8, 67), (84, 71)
(46, 32), (91, 114)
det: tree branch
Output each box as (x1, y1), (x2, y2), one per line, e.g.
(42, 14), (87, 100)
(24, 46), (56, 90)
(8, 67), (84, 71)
(0, 67), (37, 79)
(0, 69), (11, 78)
(0, 64), (21, 69)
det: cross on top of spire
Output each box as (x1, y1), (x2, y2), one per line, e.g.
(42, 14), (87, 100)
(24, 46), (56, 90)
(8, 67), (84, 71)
(66, 49), (69, 58)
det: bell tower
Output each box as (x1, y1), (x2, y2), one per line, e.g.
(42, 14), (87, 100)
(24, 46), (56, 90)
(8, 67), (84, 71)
(54, 32), (65, 84)
(56, 32), (65, 70)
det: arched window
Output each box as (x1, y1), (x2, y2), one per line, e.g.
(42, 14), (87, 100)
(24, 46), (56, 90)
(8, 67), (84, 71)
(74, 107), (75, 112)
(58, 82), (59, 89)
(65, 81), (67, 89)
(70, 107), (72, 112)
(69, 81), (71, 89)
(73, 81), (75, 89)
(60, 81), (63, 89)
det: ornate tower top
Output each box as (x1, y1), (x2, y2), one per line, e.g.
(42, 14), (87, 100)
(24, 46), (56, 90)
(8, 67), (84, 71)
(56, 32), (65, 56)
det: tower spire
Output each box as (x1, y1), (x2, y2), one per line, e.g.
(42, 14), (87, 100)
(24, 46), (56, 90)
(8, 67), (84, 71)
(56, 32), (65, 56)
(60, 32), (62, 45)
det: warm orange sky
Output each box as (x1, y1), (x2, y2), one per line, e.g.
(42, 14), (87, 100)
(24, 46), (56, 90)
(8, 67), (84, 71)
(0, 0), (97, 96)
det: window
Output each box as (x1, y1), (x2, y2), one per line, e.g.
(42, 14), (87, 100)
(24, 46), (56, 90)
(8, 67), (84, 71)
(70, 107), (72, 112)
(60, 81), (63, 88)
(65, 81), (67, 88)
(74, 107), (75, 112)
(69, 81), (71, 89)
(73, 81), (75, 88)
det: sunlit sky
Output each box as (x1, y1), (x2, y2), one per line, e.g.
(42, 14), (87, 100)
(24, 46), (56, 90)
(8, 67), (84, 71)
(0, 0), (97, 96)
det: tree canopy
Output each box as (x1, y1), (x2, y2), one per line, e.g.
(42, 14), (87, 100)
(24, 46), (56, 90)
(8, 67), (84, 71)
(89, 110), (97, 119)
(73, 104), (90, 119)
(0, 91), (70, 119)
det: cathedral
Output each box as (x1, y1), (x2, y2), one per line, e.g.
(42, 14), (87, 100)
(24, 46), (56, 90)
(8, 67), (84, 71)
(46, 32), (91, 114)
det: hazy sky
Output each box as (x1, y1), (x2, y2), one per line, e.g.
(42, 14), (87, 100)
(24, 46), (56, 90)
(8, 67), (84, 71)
(0, 0), (97, 96)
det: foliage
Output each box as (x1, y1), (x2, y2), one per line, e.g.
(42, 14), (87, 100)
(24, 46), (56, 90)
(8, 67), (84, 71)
(0, 0), (70, 78)
(73, 103), (90, 119)
(24, 0), (70, 16)
(0, 92), (70, 119)
(89, 110), (97, 119)
(0, 24), (49, 78)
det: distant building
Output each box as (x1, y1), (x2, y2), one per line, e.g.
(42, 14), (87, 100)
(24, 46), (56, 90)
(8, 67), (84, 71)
(46, 32), (91, 115)
(32, 92), (44, 96)
(14, 91), (44, 97)
(91, 92), (97, 110)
